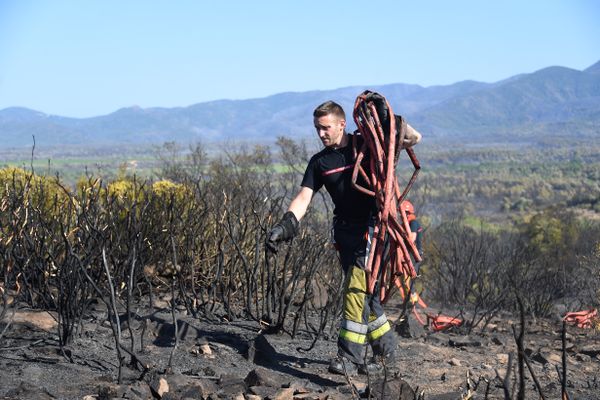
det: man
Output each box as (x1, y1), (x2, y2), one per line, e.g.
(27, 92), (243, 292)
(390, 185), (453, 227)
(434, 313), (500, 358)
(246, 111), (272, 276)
(401, 200), (424, 314)
(402, 200), (423, 261)
(266, 100), (421, 375)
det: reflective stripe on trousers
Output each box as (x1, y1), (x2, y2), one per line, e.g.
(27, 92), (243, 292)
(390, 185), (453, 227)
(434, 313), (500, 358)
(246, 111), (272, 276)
(337, 265), (396, 364)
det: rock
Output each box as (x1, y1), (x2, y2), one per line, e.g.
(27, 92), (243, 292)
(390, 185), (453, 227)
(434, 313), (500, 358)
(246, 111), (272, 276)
(248, 385), (278, 398)
(245, 333), (279, 364)
(153, 298), (171, 309)
(293, 394), (324, 400)
(576, 353), (592, 362)
(199, 343), (213, 356)
(316, 390), (347, 400)
(584, 363), (599, 373)
(525, 348), (548, 365)
(496, 353), (509, 364)
(569, 358), (580, 367)
(395, 313), (426, 339)
(123, 382), (153, 400)
(244, 367), (284, 388)
(7, 311), (58, 331)
(162, 372), (219, 399)
(95, 383), (123, 400)
(94, 383), (147, 400)
(368, 377), (415, 400)
(564, 331), (574, 340)
(552, 340), (575, 352)
(429, 393), (465, 400)
(194, 379), (220, 398)
(526, 348), (562, 365)
(580, 345), (600, 357)
(547, 353), (563, 364)
(245, 395), (262, 400)
(491, 336), (504, 346)
(486, 323), (498, 331)
(149, 376), (169, 398)
(217, 374), (246, 398)
(338, 381), (368, 397)
(448, 358), (462, 366)
(82, 396), (96, 400)
(321, 391), (349, 400)
(272, 387), (295, 400)
(448, 336), (482, 348)
(286, 378), (323, 394)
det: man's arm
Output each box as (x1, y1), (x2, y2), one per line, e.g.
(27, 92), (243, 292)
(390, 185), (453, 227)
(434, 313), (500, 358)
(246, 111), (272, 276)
(265, 186), (314, 253)
(287, 186), (314, 221)
(409, 231), (417, 243)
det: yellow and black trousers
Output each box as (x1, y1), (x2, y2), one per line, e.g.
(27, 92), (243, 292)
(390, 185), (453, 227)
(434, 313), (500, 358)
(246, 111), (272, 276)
(333, 218), (397, 365)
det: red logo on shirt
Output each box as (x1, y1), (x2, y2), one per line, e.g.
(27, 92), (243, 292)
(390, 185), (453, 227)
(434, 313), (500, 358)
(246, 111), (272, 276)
(322, 164), (353, 176)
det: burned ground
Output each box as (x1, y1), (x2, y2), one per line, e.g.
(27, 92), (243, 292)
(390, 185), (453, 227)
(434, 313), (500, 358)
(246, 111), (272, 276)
(1, 297), (599, 400)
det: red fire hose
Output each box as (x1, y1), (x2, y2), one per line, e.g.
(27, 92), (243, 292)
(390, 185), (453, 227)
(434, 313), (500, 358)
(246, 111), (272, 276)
(351, 90), (462, 332)
(563, 309), (598, 329)
(351, 90), (421, 301)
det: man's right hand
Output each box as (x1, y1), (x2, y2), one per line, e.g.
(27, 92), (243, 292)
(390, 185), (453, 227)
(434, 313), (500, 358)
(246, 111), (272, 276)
(266, 225), (285, 253)
(265, 211), (299, 253)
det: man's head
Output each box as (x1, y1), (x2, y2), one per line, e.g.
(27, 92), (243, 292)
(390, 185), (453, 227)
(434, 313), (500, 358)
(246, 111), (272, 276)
(313, 101), (346, 148)
(401, 200), (416, 221)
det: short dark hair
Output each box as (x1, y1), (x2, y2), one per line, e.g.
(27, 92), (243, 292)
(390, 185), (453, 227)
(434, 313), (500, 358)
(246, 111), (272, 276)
(313, 101), (346, 120)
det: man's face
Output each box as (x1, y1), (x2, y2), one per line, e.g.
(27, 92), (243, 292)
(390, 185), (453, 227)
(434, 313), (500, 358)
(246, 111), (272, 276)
(314, 114), (346, 148)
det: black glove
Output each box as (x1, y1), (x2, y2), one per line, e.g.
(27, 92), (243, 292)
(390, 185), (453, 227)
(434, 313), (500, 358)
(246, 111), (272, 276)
(265, 211), (299, 253)
(364, 90), (391, 138)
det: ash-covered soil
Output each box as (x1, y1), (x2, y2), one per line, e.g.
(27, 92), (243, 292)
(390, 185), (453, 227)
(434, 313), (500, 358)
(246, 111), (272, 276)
(1, 298), (599, 400)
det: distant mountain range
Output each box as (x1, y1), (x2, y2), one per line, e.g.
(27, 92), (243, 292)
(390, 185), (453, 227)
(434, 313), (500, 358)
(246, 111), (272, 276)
(1, 60), (599, 148)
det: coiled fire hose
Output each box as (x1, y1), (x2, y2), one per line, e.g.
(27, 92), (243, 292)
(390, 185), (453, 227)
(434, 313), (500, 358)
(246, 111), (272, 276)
(351, 91), (463, 332)
(350, 90), (421, 303)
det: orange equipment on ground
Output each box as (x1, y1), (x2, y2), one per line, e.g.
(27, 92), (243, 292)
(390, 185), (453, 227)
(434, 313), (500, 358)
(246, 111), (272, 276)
(563, 309), (598, 329)
(426, 313), (463, 332)
(397, 283), (463, 332)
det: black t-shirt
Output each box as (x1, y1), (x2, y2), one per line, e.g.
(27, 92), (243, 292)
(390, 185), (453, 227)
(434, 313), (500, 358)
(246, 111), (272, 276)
(301, 136), (376, 223)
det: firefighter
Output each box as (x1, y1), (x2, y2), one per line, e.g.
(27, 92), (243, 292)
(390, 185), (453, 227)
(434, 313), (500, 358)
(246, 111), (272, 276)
(401, 200), (423, 261)
(396, 199), (424, 337)
(266, 100), (421, 375)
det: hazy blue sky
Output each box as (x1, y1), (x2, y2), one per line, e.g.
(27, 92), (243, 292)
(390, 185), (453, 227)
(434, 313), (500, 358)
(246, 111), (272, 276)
(0, 0), (598, 117)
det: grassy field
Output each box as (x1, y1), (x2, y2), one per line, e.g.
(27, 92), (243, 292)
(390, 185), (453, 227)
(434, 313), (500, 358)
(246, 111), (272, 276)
(1, 138), (598, 225)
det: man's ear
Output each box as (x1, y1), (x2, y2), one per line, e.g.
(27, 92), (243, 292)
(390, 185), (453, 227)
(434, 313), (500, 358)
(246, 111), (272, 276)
(339, 119), (346, 129)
